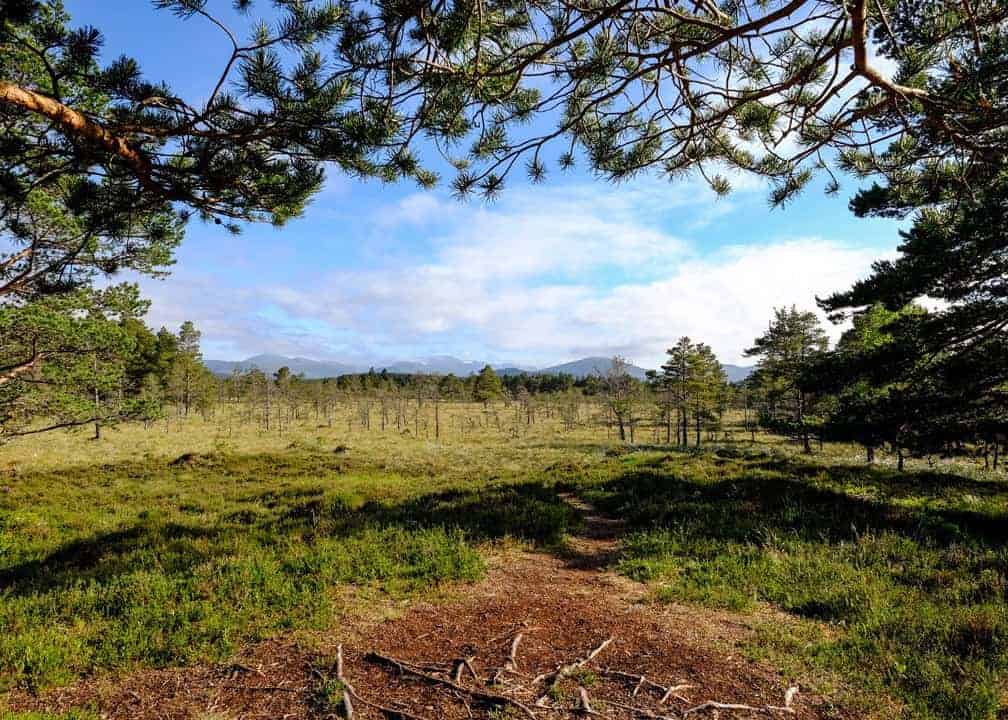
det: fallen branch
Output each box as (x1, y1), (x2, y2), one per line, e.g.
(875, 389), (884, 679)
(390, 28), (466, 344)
(509, 632), (525, 669)
(683, 686), (798, 716)
(335, 645), (431, 720)
(534, 637), (614, 686)
(452, 656), (478, 684)
(601, 698), (679, 719)
(660, 683), (695, 705)
(366, 651), (537, 719)
(683, 700), (795, 717)
(534, 637), (614, 704)
(577, 686), (603, 716)
(596, 668), (691, 702)
(491, 632), (526, 684)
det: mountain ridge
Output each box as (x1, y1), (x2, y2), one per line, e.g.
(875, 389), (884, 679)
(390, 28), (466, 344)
(206, 354), (754, 382)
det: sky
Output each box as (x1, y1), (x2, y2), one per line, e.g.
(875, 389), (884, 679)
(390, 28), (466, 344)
(65, 1), (907, 368)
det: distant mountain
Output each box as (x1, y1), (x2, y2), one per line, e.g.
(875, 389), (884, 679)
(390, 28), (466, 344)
(205, 354), (359, 378)
(205, 353), (752, 382)
(381, 356), (525, 376)
(205, 354), (535, 379)
(722, 364), (754, 383)
(537, 356), (650, 380)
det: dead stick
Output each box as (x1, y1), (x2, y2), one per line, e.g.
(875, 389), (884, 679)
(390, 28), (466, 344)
(535, 637), (614, 704)
(577, 687), (602, 716)
(508, 633), (524, 669)
(596, 668), (678, 699)
(601, 699), (678, 719)
(337, 645), (430, 720)
(335, 645), (355, 720)
(660, 683), (695, 704)
(366, 652), (536, 720)
(684, 700), (795, 716)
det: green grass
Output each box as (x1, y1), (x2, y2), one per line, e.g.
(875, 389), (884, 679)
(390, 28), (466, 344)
(0, 446), (582, 692)
(2, 411), (1007, 718)
(588, 448), (1008, 720)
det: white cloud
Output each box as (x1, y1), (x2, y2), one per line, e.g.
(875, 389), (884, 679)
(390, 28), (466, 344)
(141, 179), (890, 369)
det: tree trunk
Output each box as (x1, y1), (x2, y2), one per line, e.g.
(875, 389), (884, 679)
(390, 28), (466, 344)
(897, 446), (905, 472)
(867, 445), (875, 464)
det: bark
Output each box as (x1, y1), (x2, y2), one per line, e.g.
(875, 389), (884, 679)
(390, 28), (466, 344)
(0, 81), (160, 193)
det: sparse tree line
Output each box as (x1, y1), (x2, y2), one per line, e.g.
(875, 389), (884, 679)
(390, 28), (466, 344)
(1, 1), (1004, 468)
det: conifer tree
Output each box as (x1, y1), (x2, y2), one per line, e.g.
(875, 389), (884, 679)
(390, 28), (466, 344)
(473, 364), (503, 407)
(745, 307), (828, 453)
(330, 0), (1004, 202)
(0, 284), (153, 437)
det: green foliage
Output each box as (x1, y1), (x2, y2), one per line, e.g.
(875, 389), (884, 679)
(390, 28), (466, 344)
(0, 285), (152, 437)
(820, 166), (1008, 457)
(592, 450), (1008, 720)
(324, 0), (1005, 203)
(473, 364), (503, 404)
(745, 306), (829, 451)
(0, 0), (404, 229)
(654, 338), (728, 447)
(0, 449), (502, 691)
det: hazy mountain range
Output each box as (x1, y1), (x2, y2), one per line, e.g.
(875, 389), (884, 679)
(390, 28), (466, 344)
(206, 354), (754, 383)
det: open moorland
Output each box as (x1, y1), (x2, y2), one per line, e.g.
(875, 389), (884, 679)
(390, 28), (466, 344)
(2, 406), (1005, 720)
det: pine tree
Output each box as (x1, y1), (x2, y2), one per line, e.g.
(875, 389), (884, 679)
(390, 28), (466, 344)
(745, 307), (829, 453)
(660, 337), (694, 447)
(326, 0), (1003, 202)
(810, 304), (928, 465)
(659, 338), (727, 448)
(473, 365), (503, 407)
(0, 284), (153, 438)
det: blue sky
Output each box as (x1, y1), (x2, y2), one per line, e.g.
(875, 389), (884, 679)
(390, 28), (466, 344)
(67, 1), (906, 367)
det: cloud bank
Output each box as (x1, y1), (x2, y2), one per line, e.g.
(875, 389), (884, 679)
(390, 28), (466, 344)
(140, 178), (889, 368)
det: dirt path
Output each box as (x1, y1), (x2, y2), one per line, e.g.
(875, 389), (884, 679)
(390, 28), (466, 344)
(7, 495), (848, 719)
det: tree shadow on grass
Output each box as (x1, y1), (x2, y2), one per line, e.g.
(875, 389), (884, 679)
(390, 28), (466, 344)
(590, 453), (1008, 549)
(0, 459), (581, 599)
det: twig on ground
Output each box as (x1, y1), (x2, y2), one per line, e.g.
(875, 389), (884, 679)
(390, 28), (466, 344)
(491, 632), (526, 684)
(577, 686), (604, 716)
(452, 656), (478, 684)
(601, 698), (679, 719)
(660, 683), (695, 705)
(684, 686), (798, 716)
(534, 637), (614, 685)
(534, 637), (614, 704)
(335, 644), (431, 720)
(596, 668), (691, 702)
(683, 699), (795, 716)
(366, 651), (537, 719)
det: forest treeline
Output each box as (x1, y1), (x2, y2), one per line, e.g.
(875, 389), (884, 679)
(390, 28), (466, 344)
(39, 294), (1000, 471)
(1, 1), (1005, 466)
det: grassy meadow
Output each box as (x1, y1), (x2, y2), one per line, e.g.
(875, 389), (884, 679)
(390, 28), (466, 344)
(1, 404), (1006, 719)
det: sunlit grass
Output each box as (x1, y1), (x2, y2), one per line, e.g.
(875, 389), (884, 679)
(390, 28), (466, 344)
(1, 405), (1006, 718)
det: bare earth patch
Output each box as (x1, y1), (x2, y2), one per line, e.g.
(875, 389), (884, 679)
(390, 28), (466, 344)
(6, 497), (851, 719)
